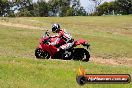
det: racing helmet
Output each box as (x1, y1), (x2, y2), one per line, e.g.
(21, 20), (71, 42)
(52, 23), (60, 33)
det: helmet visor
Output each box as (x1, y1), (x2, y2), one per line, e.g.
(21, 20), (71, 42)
(52, 27), (56, 33)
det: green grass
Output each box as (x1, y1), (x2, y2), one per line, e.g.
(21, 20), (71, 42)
(0, 16), (132, 88)
(0, 16), (132, 58)
(0, 56), (132, 88)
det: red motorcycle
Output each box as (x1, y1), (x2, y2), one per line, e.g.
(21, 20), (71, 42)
(35, 30), (90, 61)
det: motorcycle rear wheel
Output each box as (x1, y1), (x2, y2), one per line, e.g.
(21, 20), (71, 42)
(73, 48), (90, 62)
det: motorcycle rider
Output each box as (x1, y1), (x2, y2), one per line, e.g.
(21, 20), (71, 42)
(49, 23), (74, 53)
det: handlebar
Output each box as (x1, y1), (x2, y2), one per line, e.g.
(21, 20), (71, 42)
(45, 30), (50, 36)
(43, 30), (50, 38)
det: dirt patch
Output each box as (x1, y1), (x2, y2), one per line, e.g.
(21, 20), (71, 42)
(90, 57), (132, 67)
(0, 21), (42, 30)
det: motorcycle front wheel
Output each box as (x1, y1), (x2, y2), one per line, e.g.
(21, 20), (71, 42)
(35, 48), (50, 59)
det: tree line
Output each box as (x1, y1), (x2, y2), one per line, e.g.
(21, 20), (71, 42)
(93, 0), (132, 16)
(0, 0), (131, 17)
(0, 0), (87, 17)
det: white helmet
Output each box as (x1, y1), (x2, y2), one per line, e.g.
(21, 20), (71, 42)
(52, 23), (60, 33)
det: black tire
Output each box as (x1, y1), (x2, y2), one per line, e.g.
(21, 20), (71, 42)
(73, 48), (90, 62)
(76, 75), (87, 85)
(35, 48), (42, 58)
(35, 48), (50, 59)
(82, 49), (90, 62)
